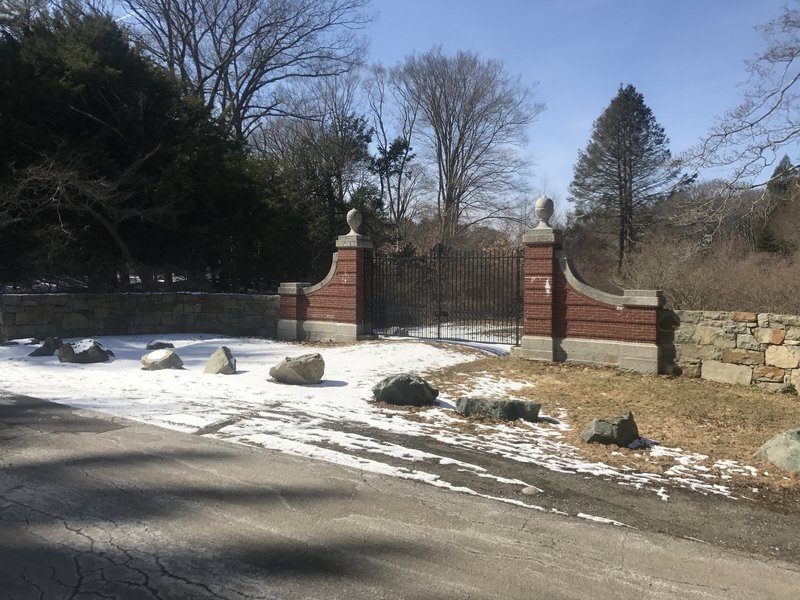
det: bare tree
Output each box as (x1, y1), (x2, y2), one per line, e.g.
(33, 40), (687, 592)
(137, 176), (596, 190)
(395, 47), (543, 244)
(117, 0), (371, 139)
(693, 3), (800, 185)
(365, 64), (422, 250)
(676, 1), (800, 238)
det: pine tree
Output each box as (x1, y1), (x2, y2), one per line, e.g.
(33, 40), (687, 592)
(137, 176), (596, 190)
(569, 84), (686, 269)
(758, 155), (799, 253)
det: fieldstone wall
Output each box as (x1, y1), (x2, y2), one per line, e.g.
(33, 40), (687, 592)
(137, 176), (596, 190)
(0, 293), (279, 341)
(675, 310), (800, 390)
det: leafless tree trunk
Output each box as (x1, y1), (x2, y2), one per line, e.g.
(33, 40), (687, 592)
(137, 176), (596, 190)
(365, 64), (422, 250)
(395, 47), (543, 246)
(117, 0), (371, 139)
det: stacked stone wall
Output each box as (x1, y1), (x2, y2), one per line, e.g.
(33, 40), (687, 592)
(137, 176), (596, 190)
(675, 310), (800, 390)
(0, 293), (279, 341)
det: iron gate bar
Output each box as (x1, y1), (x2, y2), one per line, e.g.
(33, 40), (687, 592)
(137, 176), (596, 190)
(367, 247), (523, 345)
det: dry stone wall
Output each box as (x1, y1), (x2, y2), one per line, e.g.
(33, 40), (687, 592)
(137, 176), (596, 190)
(0, 293), (279, 341)
(675, 310), (800, 390)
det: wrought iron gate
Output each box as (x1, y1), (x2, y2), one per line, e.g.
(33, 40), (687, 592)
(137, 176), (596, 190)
(367, 246), (523, 345)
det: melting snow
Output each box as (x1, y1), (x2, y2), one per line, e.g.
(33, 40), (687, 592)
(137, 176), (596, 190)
(0, 335), (760, 511)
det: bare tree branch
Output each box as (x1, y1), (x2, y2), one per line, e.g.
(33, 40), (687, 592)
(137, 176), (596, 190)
(118, 0), (372, 138)
(394, 47), (543, 245)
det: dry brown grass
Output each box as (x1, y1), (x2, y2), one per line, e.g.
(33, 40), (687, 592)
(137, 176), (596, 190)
(423, 355), (800, 510)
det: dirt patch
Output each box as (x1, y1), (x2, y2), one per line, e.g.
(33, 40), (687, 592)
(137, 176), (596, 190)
(423, 355), (800, 513)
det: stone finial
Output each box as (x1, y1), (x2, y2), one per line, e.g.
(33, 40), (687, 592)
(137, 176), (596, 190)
(534, 195), (554, 229)
(346, 208), (362, 235)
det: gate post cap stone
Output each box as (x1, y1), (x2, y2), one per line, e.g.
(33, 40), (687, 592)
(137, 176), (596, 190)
(534, 195), (554, 229)
(337, 209), (372, 249)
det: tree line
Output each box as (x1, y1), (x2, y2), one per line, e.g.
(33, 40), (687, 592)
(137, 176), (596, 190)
(0, 0), (541, 292)
(2, 0), (800, 313)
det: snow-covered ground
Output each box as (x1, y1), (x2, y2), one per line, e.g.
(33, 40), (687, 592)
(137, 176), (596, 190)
(0, 335), (758, 511)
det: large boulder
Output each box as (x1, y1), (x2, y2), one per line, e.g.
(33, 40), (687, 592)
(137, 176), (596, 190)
(29, 337), (63, 357)
(269, 353), (324, 385)
(146, 340), (175, 351)
(754, 429), (800, 472)
(456, 398), (541, 422)
(581, 411), (639, 447)
(204, 346), (237, 375)
(58, 339), (114, 364)
(141, 349), (184, 371)
(372, 373), (438, 407)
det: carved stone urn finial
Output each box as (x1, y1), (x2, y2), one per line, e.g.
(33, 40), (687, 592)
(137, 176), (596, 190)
(534, 195), (554, 229)
(346, 208), (362, 236)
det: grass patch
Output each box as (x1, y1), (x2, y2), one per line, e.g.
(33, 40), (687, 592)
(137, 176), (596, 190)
(424, 355), (800, 511)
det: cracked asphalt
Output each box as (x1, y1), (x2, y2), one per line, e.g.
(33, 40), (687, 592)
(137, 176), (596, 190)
(1, 393), (798, 599)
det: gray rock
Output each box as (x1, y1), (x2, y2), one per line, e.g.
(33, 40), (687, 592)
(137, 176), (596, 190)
(269, 353), (324, 385)
(372, 373), (438, 407)
(146, 340), (175, 351)
(581, 412), (639, 447)
(455, 398), (541, 422)
(204, 346), (237, 375)
(29, 337), (63, 357)
(754, 429), (800, 472)
(141, 348), (184, 371)
(58, 339), (114, 364)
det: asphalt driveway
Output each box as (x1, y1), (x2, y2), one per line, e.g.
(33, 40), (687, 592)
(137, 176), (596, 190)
(1, 393), (798, 599)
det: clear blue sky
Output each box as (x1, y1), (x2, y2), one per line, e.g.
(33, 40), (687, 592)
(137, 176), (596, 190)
(366, 0), (789, 210)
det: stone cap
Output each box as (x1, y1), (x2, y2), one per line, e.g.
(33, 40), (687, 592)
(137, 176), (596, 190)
(336, 234), (373, 249)
(558, 253), (665, 308)
(522, 228), (563, 246)
(278, 282), (310, 295)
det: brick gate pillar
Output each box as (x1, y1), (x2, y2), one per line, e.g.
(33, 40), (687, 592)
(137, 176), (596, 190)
(512, 196), (664, 373)
(513, 196), (562, 361)
(277, 209), (373, 342)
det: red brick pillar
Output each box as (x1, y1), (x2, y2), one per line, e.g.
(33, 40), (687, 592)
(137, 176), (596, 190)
(277, 209), (372, 342)
(513, 196), (562, 362)
(331, 227), (373, 333)
(277, 282), (309, 340)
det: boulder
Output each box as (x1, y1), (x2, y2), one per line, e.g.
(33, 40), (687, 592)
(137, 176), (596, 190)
(204, 346), (237, 375)
(456, 397), (541, 422)
(58, 339), (114, 364)
(146, 340), (175, 351)
(269, 353), (324, 385)
(372, 373), (438, 407)
(581, 411), (639, 447)
(754, 429), (800, 472)
(141, 349), (184, 371)
(29, 336), (63, 357)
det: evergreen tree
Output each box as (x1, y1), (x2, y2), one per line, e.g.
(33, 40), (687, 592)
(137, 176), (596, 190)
(0, 10), (273, 290)
(758, 155), (799, 253)
(569, 84), (687, 269)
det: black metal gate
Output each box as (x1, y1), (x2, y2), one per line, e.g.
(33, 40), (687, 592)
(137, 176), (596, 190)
(367, 246), (523, 345)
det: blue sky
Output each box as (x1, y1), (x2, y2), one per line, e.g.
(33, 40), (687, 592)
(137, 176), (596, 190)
(366, 0), (789, 209)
